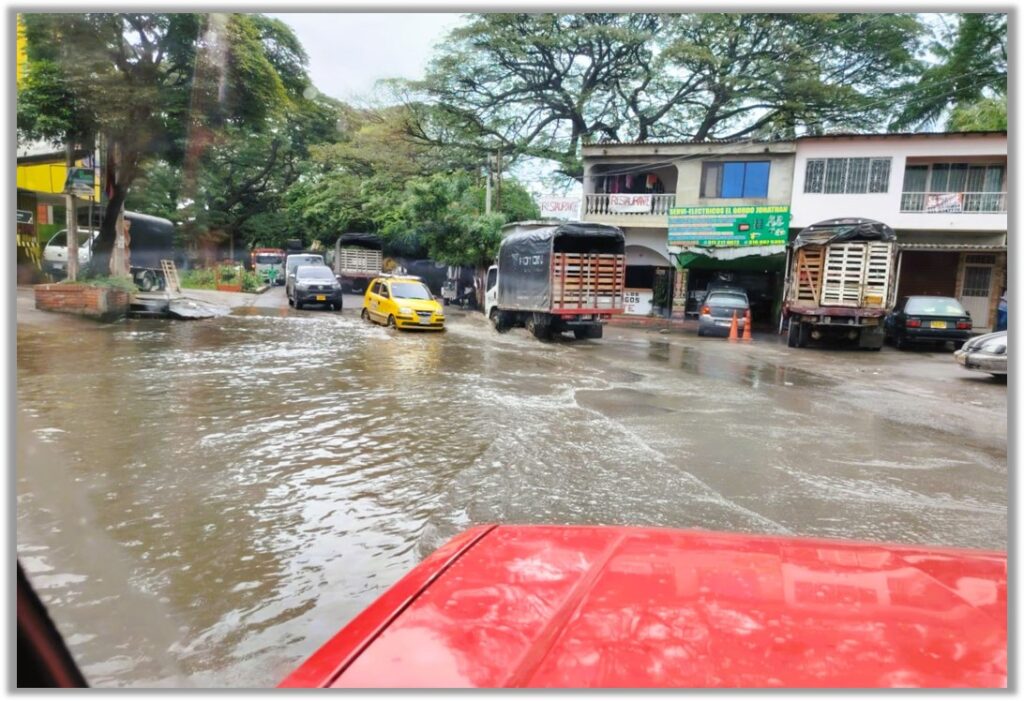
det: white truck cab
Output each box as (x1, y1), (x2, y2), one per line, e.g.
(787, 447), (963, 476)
(484, 265), (498, 321)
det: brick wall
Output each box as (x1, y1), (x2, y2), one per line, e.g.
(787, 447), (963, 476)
(34, 284), (130, 321)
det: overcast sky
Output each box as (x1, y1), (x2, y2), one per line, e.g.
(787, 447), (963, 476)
(268, 13), (464, 102)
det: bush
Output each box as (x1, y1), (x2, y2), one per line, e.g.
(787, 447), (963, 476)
(179, 268), (217, 290)
(240, 270), (262, 292)
(67, 275), (139, 293)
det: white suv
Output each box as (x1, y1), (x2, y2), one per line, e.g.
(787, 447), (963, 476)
(42, 229), (99, 276)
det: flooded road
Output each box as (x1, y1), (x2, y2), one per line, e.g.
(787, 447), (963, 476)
(16, 291), (1007, 687)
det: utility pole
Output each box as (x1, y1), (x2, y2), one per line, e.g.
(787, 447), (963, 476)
(484, 163), (492, 215)
(64, 142), (78, 281)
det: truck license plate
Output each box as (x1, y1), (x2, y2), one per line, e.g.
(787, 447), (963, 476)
(316, 295), (326, 301)
(930, 320), (947, 329)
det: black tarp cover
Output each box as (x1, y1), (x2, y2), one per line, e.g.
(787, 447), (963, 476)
(497, 222), (624, 311)
(793, 218), (897, 250)
(335, 233), (383, 250)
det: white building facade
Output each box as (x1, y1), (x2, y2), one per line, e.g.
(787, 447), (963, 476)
(791, 132), (1007, 330)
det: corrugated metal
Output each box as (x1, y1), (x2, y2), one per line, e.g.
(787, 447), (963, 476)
(898, 243), (1006, 251)
(585, 130), (1005, 148)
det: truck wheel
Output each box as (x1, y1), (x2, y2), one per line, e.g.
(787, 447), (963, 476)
(787, 319), (800, 348)
(587, 325), (603, 340)
(573, 328), (588, 340)
(490, 308), (509, 333)
(526, 315), (551, 340)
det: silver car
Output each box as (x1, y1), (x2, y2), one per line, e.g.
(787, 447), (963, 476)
(697, 289), (749, 337)
(954, 330), (1007, 378)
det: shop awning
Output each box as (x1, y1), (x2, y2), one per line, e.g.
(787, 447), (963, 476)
(895, 231), (1006, 251)
(676, 245), (787, 271)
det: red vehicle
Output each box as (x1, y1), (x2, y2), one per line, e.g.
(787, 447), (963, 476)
(281, 525), (1006, 689)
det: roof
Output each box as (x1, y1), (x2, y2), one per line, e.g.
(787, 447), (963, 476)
(898, 243), (1007, 252)
(796, 130), (1006, 141)
(281, 525), (1007, 689)
(584, 130), (1005, 148)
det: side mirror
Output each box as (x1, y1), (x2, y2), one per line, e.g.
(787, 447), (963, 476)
(966, 310), (972, 317)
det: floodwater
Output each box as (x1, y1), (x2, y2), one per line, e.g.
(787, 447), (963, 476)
(16, 299), (1007, 687)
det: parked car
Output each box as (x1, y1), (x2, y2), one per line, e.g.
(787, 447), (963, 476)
(697, 289), (749, 337)
(954, 330), (1007, 378)
(284, 253), (326, 300)
(361, 276), (445, 330)
(885, 296), (973, 350)
(288, 265), (342, 311)
(42, 229), (99, 276)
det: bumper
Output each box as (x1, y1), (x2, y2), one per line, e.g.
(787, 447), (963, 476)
(699, 315), (746, 335)
(297, 291), (342, 306)
(954, 349), (1006, 374)
(394, 314), (445, 330)
(904, 328), (972, 343)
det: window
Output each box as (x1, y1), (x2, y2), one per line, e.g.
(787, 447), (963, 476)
(391, 282), (433, 300)
(905, 298), (966, 316)
(486, 268), (497, 291)
(805, 158), (891, 194)
(701, 161), (770, 198)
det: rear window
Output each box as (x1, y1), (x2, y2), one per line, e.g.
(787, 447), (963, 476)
(905, 298), (965, 316)
(707, 293), (748, 306)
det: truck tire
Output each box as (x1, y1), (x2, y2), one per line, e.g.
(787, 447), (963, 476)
(587, 325), (603, 340)
(490, 308), (509, 333)
(787, 319), (800, 348)
(526, 314), (551, 341)
(573, 328), (588, 340)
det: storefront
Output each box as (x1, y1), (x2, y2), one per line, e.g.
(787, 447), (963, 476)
(668, 204), (791, 325)
(895, 232), (1007, 331)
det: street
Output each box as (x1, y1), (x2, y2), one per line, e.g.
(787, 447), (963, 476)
(16, 286), (1007, 687)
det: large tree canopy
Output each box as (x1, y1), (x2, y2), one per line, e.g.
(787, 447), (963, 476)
(16, 13), (318, 271)
(403, 13), (923, 175)
(892, 13), (1007, 130)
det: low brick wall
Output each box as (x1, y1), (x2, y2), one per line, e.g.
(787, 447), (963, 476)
(34, 284), (130, 321)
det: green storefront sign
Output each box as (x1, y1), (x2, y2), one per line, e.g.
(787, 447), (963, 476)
(668, 205), (790, 248)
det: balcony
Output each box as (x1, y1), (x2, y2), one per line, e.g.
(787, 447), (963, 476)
(900, 192), (1006, 214)
(584, 193), (676, 218)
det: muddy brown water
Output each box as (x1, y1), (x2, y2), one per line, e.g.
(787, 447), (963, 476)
(16, 307), (1007, 687)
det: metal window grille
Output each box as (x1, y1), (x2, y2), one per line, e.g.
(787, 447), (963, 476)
(823, 158), (847, 193)
(962, 266), (992, 297)
(846, 158), (870, 193)
(868, 159), (890, 193)
(804, 159), (825, 193)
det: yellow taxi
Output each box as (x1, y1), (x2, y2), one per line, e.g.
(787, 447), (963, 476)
(361, 276), (446, 331)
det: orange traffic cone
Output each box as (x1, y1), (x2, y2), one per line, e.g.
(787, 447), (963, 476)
(742, 309), (753, 342)
(728, 311), (739, 342)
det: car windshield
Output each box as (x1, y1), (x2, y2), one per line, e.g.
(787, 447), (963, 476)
(390, 282), (433, 300)
(296, 266), (334, 280)
(906, 298), (966, 315)
(707, 293), (747, 306)
(255, 254), (282, 265)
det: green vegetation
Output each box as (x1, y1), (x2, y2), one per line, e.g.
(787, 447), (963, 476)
(180, 267), (262, 292)
(64, 275), (139, 293)
(17, 12), (1006, 276)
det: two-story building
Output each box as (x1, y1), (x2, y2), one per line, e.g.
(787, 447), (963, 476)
(790, 131), (1007, 331)
(581, 139), (796, 321)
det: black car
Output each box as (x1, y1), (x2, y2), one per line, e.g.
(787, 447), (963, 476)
(885, 296), (973, 349)
(289, 265), (343, 311)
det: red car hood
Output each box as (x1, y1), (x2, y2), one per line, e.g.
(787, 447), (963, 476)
(281, 525), (1006, 688)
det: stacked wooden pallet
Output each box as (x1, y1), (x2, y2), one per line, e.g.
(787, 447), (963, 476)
(793, 246), (825, 305)
(551, 252), (626, 310)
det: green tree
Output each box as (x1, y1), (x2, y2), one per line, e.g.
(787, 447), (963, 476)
(404, 13), (922, 176)
(891, 13), (1007, 130)
(17, 13), (311, 272)
(946, 96), (1007, 131)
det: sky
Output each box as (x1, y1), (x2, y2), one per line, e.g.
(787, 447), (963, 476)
(268, 13), (464, 102)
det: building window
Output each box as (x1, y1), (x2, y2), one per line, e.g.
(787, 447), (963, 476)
(701, 161), (770, 198)
(901, 163), (1006, 212)
(804, 157), (891, 194)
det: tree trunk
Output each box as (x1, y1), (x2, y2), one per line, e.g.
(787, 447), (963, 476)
(64, 143), (79, 282)
(88, 183), (129, 277)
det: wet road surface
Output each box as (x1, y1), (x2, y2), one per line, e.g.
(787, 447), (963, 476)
(16, 286), (1007, 687)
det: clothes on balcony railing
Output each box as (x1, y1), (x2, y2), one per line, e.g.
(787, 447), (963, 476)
(598, 172), (665, 195)
(899, 192), (1007, 213)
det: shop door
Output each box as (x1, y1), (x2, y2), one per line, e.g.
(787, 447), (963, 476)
(960, 259), (994, 328)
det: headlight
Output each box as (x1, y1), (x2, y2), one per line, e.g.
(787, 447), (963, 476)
(399, 306), (414, 315)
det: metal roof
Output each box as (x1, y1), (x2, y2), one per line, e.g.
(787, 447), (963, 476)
(898, 242), (1006, 251)
(585, 130), (1005, 148)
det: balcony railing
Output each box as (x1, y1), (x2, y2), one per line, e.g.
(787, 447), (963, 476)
(900, 192), (1007, 214)
(585, 193), (676, 217)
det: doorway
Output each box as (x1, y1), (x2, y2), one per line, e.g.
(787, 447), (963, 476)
(959, 254), (995, 328)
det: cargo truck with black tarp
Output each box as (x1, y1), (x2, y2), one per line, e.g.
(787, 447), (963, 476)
(484, 221), (626, 340)
(782, 218), (898, 350)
